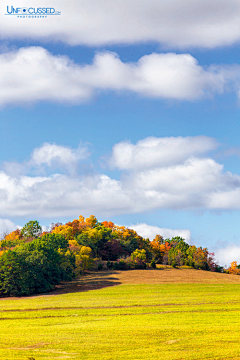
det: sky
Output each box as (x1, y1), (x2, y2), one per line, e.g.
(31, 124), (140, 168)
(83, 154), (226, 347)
(1, 1), (240, 266)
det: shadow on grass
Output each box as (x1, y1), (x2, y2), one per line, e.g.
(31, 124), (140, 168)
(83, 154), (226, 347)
(52, 271), (121, 295)
(0, 271), (121, 300)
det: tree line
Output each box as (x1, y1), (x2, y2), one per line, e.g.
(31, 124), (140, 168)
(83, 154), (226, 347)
(0, 215), (223, 296)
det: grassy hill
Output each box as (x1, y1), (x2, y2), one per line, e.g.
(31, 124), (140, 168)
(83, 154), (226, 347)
(0, 268), (240, 359)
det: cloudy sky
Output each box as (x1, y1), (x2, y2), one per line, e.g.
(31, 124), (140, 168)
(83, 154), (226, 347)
(1, 1), (240, 265)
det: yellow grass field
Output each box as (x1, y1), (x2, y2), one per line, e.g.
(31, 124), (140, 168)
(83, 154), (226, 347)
(1, 268), (240, 360)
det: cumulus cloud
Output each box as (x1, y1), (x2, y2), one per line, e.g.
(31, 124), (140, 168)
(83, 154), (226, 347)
(129, 223), (191, 243)
(30, 142), (90, 174)
(31, 143), (87, 167)
(108, 136), (218, 170)
(0, 171), (131, 217)
(2, 142), (90, 176)
(1, 47), (240, 107)
(1, 0), (240, 49)
(1, 136), (240, 218)
(215, 245), (240, 266)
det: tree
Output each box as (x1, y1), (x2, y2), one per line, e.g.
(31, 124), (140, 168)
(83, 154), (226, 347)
(113, 226), (151, 258)
(131, 249), (146, 262)
(75, 246), (93, 274)
(85, 215), (98, 228)
(100, 239), (126, 261)
(0, 232), (75, 297)
(228, 261), (240, 275)
(76, 225), (112, 257)
(167, 237), (189, 267)
(21, 220), (42, 238)
(151, 235), (170, 263)
(131, 249), (147, 269)
(101, 221), (115, 229)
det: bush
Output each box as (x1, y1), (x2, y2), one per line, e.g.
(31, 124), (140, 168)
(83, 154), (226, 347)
(150, 260), (156, 268)
(107, 259), (113, 269)
(118, 259), (129, 270)
(214, 265), (224, 273)
(134, 262), (146, 269)
(98, 263), (103, 270)
(113, 260), (130, 270)
(113, 262), (119, 270)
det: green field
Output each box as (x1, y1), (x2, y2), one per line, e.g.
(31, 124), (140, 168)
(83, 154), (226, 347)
(1, 269), (240, 360)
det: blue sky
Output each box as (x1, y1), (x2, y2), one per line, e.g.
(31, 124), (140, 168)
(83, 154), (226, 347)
(1, 1), (240, 265)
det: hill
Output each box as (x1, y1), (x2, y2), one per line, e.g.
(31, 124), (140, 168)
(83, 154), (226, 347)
(1, 268), (240, 359)
(26, 267), (240, 297)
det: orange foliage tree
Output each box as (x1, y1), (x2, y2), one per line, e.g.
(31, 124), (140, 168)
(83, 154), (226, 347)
(228, 261), (240, 275)
(150, 235), (171, 262)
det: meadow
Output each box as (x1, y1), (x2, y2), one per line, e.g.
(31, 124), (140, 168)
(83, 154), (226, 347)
(1, 268), (240, 360)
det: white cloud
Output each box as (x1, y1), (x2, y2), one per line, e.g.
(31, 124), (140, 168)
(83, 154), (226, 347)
(1, 0), (240, 49)
(0, 218), (18, 237)
(215, 245), (240, 267)
(30, 142), (89, 174)
(0, 47), (239, 107)
(0, 47), (92, 106)
(31, 143), (87, 166)
(2, 142), (90, 176)
(129, 223), (191, 243)
(0, 171), (131, 217)
(108, 136), (218, 170)
(1, 136), (240, 218)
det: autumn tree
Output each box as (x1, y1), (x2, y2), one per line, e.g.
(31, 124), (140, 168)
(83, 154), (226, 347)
(101, 221), (115, 229)
(151, 235), (171, 263)
(75, 246), (93, 274)
(228, 261), (240, 275)
(131, 248), (147, 268)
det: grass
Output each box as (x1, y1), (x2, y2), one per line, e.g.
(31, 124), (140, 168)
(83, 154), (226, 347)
(0, 269), (240, 359)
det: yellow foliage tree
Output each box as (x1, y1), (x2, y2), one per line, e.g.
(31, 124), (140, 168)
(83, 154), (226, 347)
(131, 249), (146, 262)
(113, 226), (138, 241)
(75, 246), (93, 274)
(52, 224), (74, 240)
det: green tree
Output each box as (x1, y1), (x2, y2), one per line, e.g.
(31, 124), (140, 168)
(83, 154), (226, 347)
(167, 237), (189, 267)
(0, 233), (75, 297)
(21, 220), (42, 238)
(76, 226), (112, 257)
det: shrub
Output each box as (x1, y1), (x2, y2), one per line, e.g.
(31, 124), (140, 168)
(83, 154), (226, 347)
(118, 259), (129, 270)
(134, 261), (147, 269)
(113, 260), (130, 270)
(113, 262), (119, 270)
(150, 260), (156, 268)
(107, 259), (113, 269)
(98, 263), (103, 270)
